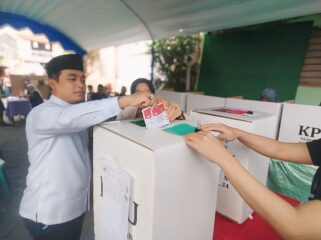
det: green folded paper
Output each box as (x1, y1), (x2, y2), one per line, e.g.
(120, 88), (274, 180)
(130, 119), (146, 127)
(163, 123), (197, 136)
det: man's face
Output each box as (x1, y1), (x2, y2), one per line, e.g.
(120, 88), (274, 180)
(49, 69), (86, 104)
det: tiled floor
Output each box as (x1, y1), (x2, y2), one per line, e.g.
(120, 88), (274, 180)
(0, 120), (94, 240)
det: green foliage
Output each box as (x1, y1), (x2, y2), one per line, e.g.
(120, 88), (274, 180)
(152, 35), (201, 91)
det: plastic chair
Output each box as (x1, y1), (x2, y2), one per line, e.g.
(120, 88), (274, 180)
(0, 159), (10, 199)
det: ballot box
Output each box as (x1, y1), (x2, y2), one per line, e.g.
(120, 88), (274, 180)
(155, 90), (187, 112)
(93, 120), (220, 240)
(185, 93), (225, 115)
(226, 98), (283, 139)
(190, 108), (274, 224)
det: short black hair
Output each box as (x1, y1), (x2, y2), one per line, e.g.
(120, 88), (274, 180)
(130, 78), (155, 94)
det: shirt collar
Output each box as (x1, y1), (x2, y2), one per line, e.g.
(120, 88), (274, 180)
(49, 95), (72, 107)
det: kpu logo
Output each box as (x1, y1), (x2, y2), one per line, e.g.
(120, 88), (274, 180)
(298, 125), (321, 138)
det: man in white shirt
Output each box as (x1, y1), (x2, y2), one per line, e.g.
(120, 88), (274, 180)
(19, 54), (153, 240)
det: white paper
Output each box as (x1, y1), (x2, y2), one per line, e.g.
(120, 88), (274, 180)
(100, 158), (131, 240)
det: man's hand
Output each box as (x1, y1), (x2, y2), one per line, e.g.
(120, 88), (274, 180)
(118, 91), (154, 109)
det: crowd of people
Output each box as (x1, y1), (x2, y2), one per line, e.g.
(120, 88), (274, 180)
(87, 84), (127, 101)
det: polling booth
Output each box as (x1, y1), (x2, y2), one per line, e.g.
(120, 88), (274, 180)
(190, 108), (275, 223)
(155, 90), (188, 112)
(185, 93), (225, 115)
(268, 103), (321, 201)
(93, 120), (220, 240)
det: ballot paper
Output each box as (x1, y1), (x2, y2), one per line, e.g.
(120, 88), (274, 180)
(100, 158), (131, 240)
(142, 103), (170, 128)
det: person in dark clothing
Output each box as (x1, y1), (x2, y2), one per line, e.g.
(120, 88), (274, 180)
(185, 123), (321, 240)
(86, 85), (93, 101)
(91, 84), (106, 100)
(26, 83), (44, 108)
(259, 88), (278, 102)
(0, 98), (7, 126)
(119, 86), (127, 96)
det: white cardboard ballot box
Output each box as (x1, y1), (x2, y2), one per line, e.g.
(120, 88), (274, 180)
(278, 103), (321, 143)
(190, 108), (274, 224)
(93, 120), (220, 240)
(186, 93), (225, 115)
(226, 98), (283, 139)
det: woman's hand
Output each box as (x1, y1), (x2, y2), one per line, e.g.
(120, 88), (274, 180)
(184, 131), (232, 166)
(200, 123), (240, 142)
(153, 97), (183, 121)
(166, 103), (183, 121)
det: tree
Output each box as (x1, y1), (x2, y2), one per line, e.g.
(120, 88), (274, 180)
(152, 34), (201, 91)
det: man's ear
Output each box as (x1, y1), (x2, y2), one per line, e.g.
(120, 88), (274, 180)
(48, 78), (56, 90)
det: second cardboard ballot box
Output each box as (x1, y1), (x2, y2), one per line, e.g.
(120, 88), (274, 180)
(93, 120), (220, 240)
(191, 108), (275, 224)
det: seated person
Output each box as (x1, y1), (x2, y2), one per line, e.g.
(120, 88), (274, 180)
(26, 83), (44, 108)
(184, 123), (321, 239)
(87, 84), (94, 101)
(117, 78), (184, 121)
(91, 84), (107, 100)
(119, 86), (127, 96)
(260, 88), (278, 102)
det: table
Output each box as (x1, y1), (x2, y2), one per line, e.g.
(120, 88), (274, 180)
(5, 99), (32, 123)
(213, 194), (300, 240)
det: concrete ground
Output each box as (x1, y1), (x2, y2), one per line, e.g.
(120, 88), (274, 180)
(0, 120), (94, 240)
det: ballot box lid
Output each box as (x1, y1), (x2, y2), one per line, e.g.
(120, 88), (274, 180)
(193, 107), (274, 122)
(98, 120), (194, 150)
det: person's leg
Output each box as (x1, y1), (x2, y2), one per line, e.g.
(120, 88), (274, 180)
(23, 214), (85, 240)
(0, 111), (3, 125)
(0, 99), (5, 126)
(23, 218), (45, 240)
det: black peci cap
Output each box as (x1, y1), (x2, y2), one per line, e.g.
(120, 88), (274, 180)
(45, 54), (84, 78)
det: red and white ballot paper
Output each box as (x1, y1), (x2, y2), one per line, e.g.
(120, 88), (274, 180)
(142, 103), (170, 128)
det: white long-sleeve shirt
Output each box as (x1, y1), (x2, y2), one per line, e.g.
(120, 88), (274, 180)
(116, 106), (138, 120)
(19, 95), (121, 225)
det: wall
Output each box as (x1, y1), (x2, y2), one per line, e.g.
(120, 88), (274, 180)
(295, 86), (321, 105)
(197, 22), (313, 102)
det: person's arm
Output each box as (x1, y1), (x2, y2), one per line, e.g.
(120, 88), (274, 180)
(118, 91), (153, 109)
(33, 91), (153, 135)
(184, 131), (321, 240)
(201, 123), (313, 165)
(32, 97), (122, 134)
